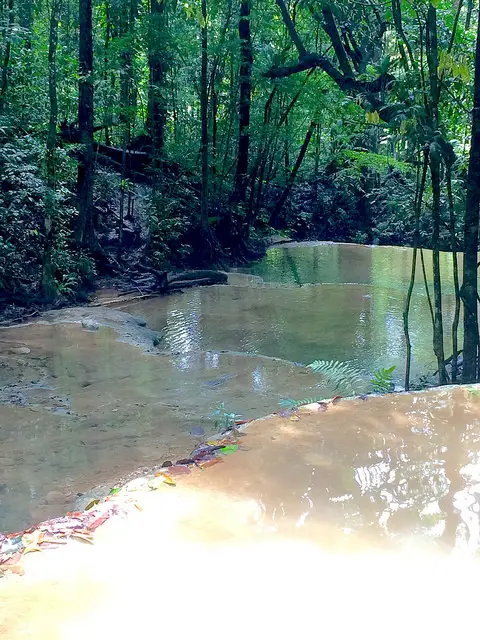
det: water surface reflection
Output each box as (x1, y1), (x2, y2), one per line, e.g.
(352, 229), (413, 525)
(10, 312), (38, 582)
(189, 386), (480, 552)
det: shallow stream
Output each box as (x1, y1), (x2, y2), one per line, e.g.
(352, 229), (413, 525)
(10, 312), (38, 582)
(0, 242), (470, 536)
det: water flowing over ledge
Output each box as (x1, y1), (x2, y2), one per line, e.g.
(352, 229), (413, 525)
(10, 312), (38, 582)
(2, 384), (480, 639)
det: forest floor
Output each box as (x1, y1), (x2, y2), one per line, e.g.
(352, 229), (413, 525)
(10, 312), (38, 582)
(1, 390), (479, 639)
(0, 233), (294, 327)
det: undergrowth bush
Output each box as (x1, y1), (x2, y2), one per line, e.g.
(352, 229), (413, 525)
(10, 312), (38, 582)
(0, 128), (94, 303)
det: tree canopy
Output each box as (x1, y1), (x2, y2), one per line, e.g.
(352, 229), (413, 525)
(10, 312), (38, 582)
(2, 0), (480, 382)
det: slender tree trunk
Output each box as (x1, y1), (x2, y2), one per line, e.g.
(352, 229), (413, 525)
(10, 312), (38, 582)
(43, 0), (60, 300)
(0, 0), (14, 112)
(200, 0), (209, 228)
(274, 119), (317, 218)
(232, 0), (253, 203)
(404, 150), (429, 390)
(103, 0), (113, 145)
(171, 72), (178, 144)
(218, 53), (236, 193)
(209, 0), (232, 190)
(19, 0), (33, 49)
(149, 0), (168, 165)
(391, 0), (416, 69)
(284, 114), (290, 181)
(426, 4), (447, 385)
(462, 1), (480, 382)
(446, 167), (461, 382)
(76, 0), (95, 249)
(118, 0), (136, 258)
(211, 86), (219, 189)
(466, 0), (474, 31)
(313, 123), (320, 201)
(430, 157), (448, 384)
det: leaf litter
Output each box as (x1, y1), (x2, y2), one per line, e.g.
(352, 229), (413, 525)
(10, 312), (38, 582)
(0, 421), (252, 576)
(0, 394), (344, 576)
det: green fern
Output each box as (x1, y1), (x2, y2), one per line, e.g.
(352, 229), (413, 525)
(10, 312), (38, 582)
(307, 359), (365, 394)
(280, 361), (396, 411)
(370, 366), (396, 393)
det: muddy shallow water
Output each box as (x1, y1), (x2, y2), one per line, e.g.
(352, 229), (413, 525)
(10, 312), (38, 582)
(0, 322), (320, 532)
(0, 242), (466, 533)
(2, 386), (480, 639)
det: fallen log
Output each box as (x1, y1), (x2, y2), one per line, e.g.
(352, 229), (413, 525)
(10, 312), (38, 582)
(168, 278), (218, 291)
(167, 270), (228, 285)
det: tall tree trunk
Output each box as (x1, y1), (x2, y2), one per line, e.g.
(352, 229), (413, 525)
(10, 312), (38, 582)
(118, 0), (136, 258)
(76, 0), (95, 248)
(103, 0), (113, 145)
(200, 0), (209, 228)
(19, 0), (33, 49)
(430, 155), (448, 384)
(148, 0), (168, 165)
(426, 3), (447, 385)
(212, 86), (218, 187)
(446, 166), (461, 383)
(284, 114), (290, 181)
(466, 0), (474, 30)
(232, 0), (253, 202)
(43, 0), (60, 301)
(0, 0), (14, 112)
(462, 1), (480, 382)
(404, 151), (429, 390)
(171, 71), (178, 144)
(313, 123), (320, 202)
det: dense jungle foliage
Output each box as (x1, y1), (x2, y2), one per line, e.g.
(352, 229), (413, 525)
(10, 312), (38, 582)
(2, 0), (480, 383)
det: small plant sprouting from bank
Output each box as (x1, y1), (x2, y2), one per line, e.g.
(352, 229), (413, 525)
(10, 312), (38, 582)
(370, 366), (396, 393)
(280, 360), (396, 408)
(211, 402), (241, 431)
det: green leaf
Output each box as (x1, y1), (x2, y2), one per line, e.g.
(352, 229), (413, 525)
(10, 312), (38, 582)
(371, 366), (396, 393)
(219, 444), (238, 455)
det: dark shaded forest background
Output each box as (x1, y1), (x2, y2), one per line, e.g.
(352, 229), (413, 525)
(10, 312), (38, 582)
(2, 0), (480, 383)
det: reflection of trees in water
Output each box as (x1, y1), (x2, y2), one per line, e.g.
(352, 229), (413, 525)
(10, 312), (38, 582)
(329, 398), (480, 551)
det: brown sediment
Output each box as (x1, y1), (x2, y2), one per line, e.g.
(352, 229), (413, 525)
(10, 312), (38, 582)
(0, 318), (322, 533)
(1, 386), (480, 639)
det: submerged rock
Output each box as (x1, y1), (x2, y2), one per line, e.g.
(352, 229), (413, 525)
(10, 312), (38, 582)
(39, 307), (164, 354)
(8, 347), (31, 355)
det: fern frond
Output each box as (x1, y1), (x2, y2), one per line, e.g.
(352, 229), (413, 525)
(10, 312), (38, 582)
(307, 359), (365, 394)
(370, 366), (396, 393)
